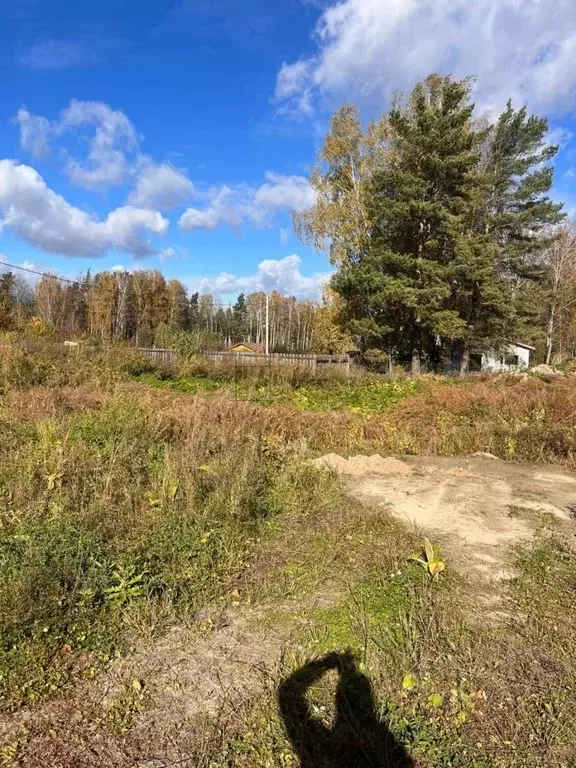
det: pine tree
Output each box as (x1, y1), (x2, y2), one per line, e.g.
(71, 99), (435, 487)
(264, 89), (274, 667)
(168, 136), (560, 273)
(485, 102), (564, 271)
(232, 293), (247, 342)
(481, 103), (565, 355)
(334, 75), (494, 372)
(189, 292), (200, 328)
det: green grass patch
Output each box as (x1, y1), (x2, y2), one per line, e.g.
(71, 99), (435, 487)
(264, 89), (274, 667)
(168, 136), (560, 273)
(0, 399), (323, 711)
(136, 371), (426, 414)
(306, 566), (428, 655)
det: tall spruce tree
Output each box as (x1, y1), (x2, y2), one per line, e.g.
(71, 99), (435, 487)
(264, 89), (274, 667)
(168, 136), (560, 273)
(232, 293), (248, 341)
(332, 77), (564, 372)
(334, 75), (495, 372)
(482, 103), (564, 355)
(485, 102), (564, 270)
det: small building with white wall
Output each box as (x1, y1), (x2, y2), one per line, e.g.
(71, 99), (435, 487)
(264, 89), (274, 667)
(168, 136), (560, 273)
(476, 342), (534, 373)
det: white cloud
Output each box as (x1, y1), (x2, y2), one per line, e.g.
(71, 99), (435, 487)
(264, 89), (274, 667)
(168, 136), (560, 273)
(254, 172), (315, 210)
(59, 100), (140, 189)
(129, 162), (195, 209)
(16, 39), (100, 71)
(16, 100), (141, 189)
(275, 0), (576, 117)
(0, 160), (168, 259)
(159, 247), (176, 261)
(548, 126), (574, 148)
(16, 109), (52, 159)
(193, 254), (331, 298)
(179, 172), (314, 231)
(179, 185), (250, 230)
(280, 227), (289, 246)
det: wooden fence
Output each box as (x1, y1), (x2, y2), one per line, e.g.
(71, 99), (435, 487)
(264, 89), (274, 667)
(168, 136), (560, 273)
(137, 347), (350, 373)
(200, 351), (350, 372)
(137, 347), (176, 366)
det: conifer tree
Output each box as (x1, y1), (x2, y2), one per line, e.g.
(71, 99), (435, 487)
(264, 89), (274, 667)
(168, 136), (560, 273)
(333, 75), (492, 372)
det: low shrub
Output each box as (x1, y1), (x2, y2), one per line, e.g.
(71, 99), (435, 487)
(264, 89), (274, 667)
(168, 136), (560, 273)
(0, 396), (325, 710)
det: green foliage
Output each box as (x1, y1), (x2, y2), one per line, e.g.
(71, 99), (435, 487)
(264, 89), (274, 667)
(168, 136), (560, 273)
(409, 538), (446, 581)
(333, 74), (501, 371)
(0, 398), (319, 710)
(322, 75), (563, 371)
(137, 370), (425, 414)
(105, 679), (149, 734)
(289, 379), (425, 414)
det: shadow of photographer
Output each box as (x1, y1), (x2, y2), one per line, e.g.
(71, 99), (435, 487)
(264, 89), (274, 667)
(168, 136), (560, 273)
(278, 651), (413, 768)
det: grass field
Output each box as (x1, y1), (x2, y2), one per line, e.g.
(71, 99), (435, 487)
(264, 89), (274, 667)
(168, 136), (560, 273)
(0, 342), (575, 766)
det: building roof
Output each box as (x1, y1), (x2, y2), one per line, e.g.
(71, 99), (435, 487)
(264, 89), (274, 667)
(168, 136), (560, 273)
(512, 341), (536, 351)
(225, 342), (266, 354)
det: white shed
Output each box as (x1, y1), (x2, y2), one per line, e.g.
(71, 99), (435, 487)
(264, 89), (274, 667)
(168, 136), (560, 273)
(480, 342), (534, 372)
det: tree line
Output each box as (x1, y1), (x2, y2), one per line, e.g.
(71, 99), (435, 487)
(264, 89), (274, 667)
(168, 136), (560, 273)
(0, 268), (337, 353)
(3, 72), (575, 368)
(295, 74), (575, 371)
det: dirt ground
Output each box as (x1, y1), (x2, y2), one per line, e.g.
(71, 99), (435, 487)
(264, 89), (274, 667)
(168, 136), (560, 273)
(313, 453), (576, 583)
(4, 453), (576, 766)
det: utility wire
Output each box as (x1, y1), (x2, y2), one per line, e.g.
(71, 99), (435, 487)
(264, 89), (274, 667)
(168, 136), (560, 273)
(0, 260), (77, 285)
(0, 261), (286, 310)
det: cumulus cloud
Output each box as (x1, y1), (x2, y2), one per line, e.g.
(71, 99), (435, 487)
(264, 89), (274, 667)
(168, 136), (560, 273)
(16, 109), (52, 159)
(194, 254), (331, 298)
(129, 162), (195, 209)
(158, 247), (176, 262)
(0, 160), (168, 259)
(179, 172), (314, 231)
(254, 172), (315, 210)
(275, 0), (576, 116)
(59, 100), (140, 189)
(16, 100), (140, 189)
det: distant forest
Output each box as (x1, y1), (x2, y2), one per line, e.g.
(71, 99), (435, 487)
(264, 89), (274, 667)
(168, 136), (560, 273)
(0, 268), (327, 352)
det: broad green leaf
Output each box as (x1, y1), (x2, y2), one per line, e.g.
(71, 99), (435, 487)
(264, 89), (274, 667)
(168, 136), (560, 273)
(427, 693), (444, 708)
(402, 673), (417, 691)
(424, 537), (435, 564)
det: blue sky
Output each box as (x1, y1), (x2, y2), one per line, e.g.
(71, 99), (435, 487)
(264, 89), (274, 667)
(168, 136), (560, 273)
(1, 0), (576, 299)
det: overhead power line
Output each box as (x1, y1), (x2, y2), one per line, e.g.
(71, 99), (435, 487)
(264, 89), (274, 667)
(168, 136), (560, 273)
(0, 261), (284, 309)
(0, 260), (77, 285)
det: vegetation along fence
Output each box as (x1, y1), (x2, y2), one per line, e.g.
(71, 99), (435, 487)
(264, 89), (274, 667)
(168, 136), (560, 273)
(137, 347), (350, 372)
(137, 347), (177, 365)
(200, 351), (350, 372)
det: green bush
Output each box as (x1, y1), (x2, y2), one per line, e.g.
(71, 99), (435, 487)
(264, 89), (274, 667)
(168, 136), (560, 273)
(0, 397), (313, 710)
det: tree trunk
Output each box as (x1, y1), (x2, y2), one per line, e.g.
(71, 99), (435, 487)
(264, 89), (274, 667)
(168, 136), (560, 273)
(459, 344), (470, 375)
(545, 303), (556, 365)
(411, 347), (421, 376)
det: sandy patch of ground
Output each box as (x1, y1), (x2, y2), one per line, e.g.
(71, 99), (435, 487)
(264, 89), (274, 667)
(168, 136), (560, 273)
(312, 453), (576, 583)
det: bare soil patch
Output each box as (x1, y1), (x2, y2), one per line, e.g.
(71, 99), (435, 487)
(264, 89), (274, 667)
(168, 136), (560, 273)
(313, 453), (576, 583)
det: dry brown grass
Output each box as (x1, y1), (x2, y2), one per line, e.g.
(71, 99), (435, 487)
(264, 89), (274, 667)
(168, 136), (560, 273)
(1, 347), (576, 767)
(384, 376), (576, 463)
(125, 373), (576, 465)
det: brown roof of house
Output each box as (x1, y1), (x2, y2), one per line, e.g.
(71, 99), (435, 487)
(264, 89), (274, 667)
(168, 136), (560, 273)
(226, 342), (266, 354)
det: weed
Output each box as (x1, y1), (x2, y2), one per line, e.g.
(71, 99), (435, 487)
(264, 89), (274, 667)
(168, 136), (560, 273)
(409, 538), (446, 581)
(136, 371), (425, 415)
(0, 395), (326, 710)
(105, 679), (149, 734)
